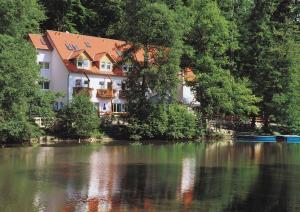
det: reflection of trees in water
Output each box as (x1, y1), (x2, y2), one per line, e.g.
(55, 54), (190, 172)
(224, 144), (300, 212)
(3, 143), (300, 211)
(191, 142), (263, 211)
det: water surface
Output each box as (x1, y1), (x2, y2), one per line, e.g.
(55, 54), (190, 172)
(1, 142), (300, 211)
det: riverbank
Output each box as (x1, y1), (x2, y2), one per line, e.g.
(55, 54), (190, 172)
(0, 132), (234, 148)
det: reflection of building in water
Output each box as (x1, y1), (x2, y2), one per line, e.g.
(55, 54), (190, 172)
(178, 157), (196, 207)
(32, 147), (127, 212)
(254, 143), (262, 163)
(87, 147), (126, 211)
(35, 147), (54, 169)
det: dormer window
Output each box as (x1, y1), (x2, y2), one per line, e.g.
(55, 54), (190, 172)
(107, 62), (112, 70)
(77, 59), (89, 69)
(101, 62), (106, 69)
(100, 62), (112, 71)
(123, 64), (133, 72)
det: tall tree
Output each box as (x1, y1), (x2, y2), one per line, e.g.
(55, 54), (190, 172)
(238, 0), (299, 130)
(0, 35), (41, 142)
(40, 0), (94, 33)
(0, 0), (54, 142)
(186, 0), (259, 131)
(115, 1), (191, 119)
(0, 0), (45, 38)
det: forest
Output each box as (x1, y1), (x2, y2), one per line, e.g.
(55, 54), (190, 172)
(0, 0), (299, 142)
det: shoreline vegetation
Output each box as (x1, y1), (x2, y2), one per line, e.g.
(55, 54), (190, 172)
(0, 1), (299, 145)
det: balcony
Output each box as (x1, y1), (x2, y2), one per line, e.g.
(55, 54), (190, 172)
(73, 87), (93, 97)
(96, 89), (116, 98)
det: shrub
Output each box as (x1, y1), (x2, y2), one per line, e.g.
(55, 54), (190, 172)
(55, 94), (100, 138)
(127, 104), (197, 140)
(165, 104), (197, 139)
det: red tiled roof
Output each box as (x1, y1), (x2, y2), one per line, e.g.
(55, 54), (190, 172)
(29, 30), (163, 77)
(45, 30), (145, 76)
(93, 52), (115, 62)
(68, 49), (86, 59)
(28, 34), (52, 50)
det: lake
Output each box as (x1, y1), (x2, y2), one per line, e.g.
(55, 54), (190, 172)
(1, 142), (300, 211)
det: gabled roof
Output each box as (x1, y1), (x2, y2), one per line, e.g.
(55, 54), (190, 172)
(45, 30), (144, 62)
(93, 52), (115, 62)
(28, 34), (52, 51)
(68, 49), (93, 60)
(42, 30), (145, 76)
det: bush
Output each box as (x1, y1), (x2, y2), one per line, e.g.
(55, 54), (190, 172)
(127, 104), (197, 140)
(165, 104), (197, 139)
(55, 94), (100, 138)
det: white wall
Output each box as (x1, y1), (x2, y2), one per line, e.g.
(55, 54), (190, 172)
(50, 49), (69, 102)
(37, 50), (52, 80)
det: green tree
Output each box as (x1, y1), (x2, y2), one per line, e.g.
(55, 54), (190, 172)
(29, 90), (58, 129)
(0, 0), (45, 38)
(57, 94), (100, 138)
(186, 1), (260, 131)
(0, 35), (41, 142)
(238, 0), (299, 130)
(116, 1), (191, 118)
(40, 0), (95, 33)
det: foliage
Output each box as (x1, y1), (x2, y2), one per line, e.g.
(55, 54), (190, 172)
(56, 94), (100, 138)
(127, 104), (197, 140)
(40, 0), (123, 37)
(0, 0), (45, 38)
(186, 1), (260, 130)
(29, 90), (59, 129)
(0, 35), (42, 142)
(40, 0), (94, 33)
(236, 0), (300, 130)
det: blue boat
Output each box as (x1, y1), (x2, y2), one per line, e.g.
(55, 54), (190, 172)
(236, 135), (276, 142)
(276, 135), (300, 143)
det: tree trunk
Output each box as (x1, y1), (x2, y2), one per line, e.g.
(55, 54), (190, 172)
(251, 116), (256, 129)
(263, 113), (270, 132)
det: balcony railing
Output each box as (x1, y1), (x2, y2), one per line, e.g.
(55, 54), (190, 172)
(96, 89), (116, 98)
(73, 87), (93, 97)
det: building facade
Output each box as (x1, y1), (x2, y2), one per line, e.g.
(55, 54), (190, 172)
(29, 30), (197, 115)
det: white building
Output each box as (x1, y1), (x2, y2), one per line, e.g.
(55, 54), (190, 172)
(29, 30), (197, 115)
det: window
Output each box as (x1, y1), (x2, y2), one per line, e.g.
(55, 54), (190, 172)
(101, 62), (106, 69)
(123, 64), (133, 72)
(99, 81), (105, 88)
(117, 82), (122, 89)
(121, 104), (127, 112)
(106, 62), (112, 70)
(84, 80), (89, 86)
(121, 81), (126, 90)
(107, 82), (112, 90)
(39, 62), (50, 70)
(77, 59), (89, 68)
(40, 81), (50, 90)
(113, 103), (122, 113)
(103, 103), (107, 111)
(100, 62), (113, 71)
(113, 103), (126, 112)
(75, 79), (82, 87)
(54, 102), (64, 111)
